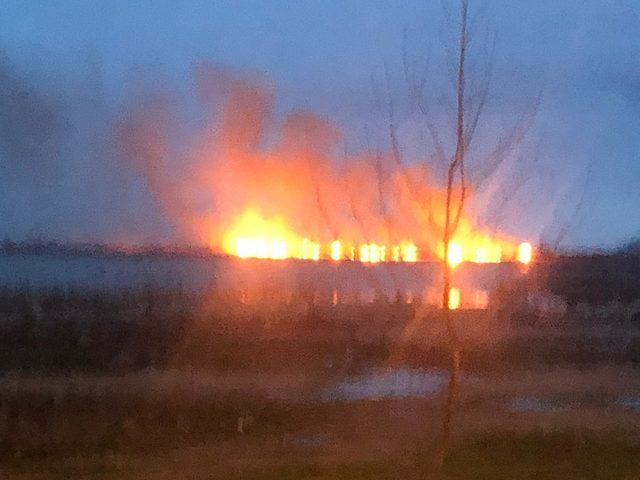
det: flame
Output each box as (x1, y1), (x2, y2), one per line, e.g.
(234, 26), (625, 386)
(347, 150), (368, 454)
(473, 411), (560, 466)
(358, 244), (369, 262)
(330, 240), (342, 261)
(517, 242), (533, 265)
(401, 242), (418, 262)
(223, 209), (301, 260)
(302, 238), (321, 261)
(223, 208), (533, 264)
(121, 66), (534, 267)
(357, 243), (387, 263)
(447, 242), (464, 268)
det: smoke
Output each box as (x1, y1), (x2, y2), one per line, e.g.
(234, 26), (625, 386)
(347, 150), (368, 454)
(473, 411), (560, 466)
(0, 53), (168, 244)
(0, 55), (567, 253)
(117, 61), (525, 257)
(0, 53), (66, 238)
(0, 49), (538, 257)
(0, 1), (638, 251)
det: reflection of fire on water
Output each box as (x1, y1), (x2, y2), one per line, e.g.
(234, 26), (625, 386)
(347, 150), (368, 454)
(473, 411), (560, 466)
(423, 287), (491, 310)
(448, 288), (461, 310)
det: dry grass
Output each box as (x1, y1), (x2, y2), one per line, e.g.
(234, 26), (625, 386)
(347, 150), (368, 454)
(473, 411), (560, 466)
(2, 287), (640, 478)
(2, 364), (640, 478)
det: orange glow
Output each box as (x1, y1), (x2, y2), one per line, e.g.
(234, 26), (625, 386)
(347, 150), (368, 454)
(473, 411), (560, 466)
(302, 238), (321, 261)
(517, 242), (533, 265)
(472, 289), (489, 309)
(401, 242), (418, 262)
(448, 288), (461, 310)
(221, 209), (532, 264)
(330, 240), (342, 261)
(122, 69), (534, 268)
(359, 244), (370, 262)
(474, 244), (502, 263)
(225, 209), (299, 260)
(447, 242), (464, 268)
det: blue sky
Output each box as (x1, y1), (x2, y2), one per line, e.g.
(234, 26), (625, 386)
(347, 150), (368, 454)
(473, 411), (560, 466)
(0, 0), (638, 249)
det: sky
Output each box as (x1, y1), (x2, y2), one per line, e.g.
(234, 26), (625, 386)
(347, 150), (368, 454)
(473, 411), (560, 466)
(0, 0), (638, 250)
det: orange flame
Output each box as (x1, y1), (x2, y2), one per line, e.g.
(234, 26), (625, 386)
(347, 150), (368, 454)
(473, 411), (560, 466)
(517, 242), (533, 265)
(222, 208), (533, 264)
(121, 64), (534, 266)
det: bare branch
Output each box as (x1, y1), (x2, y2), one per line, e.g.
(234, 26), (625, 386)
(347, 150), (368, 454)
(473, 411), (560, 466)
(474, 89), (542, 188)
(436, 1), (468, 470)
(447, 0), (468, 239)
(402, 34), (449, 170)
(485, 138), (543, 233)
(551, 156), (594, 249)
(464, 32), (496, 149)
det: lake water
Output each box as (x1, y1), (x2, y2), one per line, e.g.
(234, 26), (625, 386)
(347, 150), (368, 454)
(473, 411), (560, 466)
(0, 253), (522, 306)
(321, 367), (447, 402)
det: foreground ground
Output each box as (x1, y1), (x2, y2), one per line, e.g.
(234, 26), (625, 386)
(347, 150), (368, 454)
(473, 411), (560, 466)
(2, 366), (640, 479)
(5, 430), (640, 480)
(1, 288), (640, 478)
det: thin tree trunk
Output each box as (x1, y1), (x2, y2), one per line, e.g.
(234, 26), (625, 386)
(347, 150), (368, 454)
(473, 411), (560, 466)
(433, 0), (467, 472)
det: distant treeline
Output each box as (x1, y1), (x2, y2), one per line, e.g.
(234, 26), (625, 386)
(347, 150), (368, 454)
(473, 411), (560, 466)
(0, 238), (216, 259)
(535, 252), (640, 306)
(2, 239), (640, 306)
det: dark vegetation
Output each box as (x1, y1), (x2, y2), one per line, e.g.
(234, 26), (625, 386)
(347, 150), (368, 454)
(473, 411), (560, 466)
(540, 252), (640, 306)
(4, 239), (640, 306)
(2, 251), (640, 477)
(1, 265), (640, 376)
(0, 238), (215, 259)
(229, 432), (640, 480)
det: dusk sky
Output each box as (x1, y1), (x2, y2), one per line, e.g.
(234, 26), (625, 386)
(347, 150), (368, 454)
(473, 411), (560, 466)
(0, 0), (638, 250)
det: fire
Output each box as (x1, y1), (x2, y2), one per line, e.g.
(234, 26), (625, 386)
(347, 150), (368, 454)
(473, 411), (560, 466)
(302, 238), (321, 261)
(517, 242), (533, 265)
(223, 208), (533, 264)
(121, 67), (535, 267)
(330, 240), (342, 261)
(223, 209), (301, 260)
(236, 237), (288, 259)
(447, 242), (464, 268)
(440, 237), (509, 267)
(360, 243), (385, 263)
(400, 242), (418, 262)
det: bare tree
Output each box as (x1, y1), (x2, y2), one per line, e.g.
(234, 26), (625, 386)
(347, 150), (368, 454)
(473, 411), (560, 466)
(397, 0), (539, 471)
(365, 1), (540, 472)
(435, 0), (468, 468)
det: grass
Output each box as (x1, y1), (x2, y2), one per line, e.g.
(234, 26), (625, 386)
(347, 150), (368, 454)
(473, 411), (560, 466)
(444, 431), (640, 480)
(5, 430), (640, 479)
(1, 286), (640, 478)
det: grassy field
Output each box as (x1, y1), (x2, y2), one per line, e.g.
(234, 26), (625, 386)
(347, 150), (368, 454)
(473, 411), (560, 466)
(2, 402), (640, 479)
(1, 287), (640, 478)
(2, 365), (640, 478)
